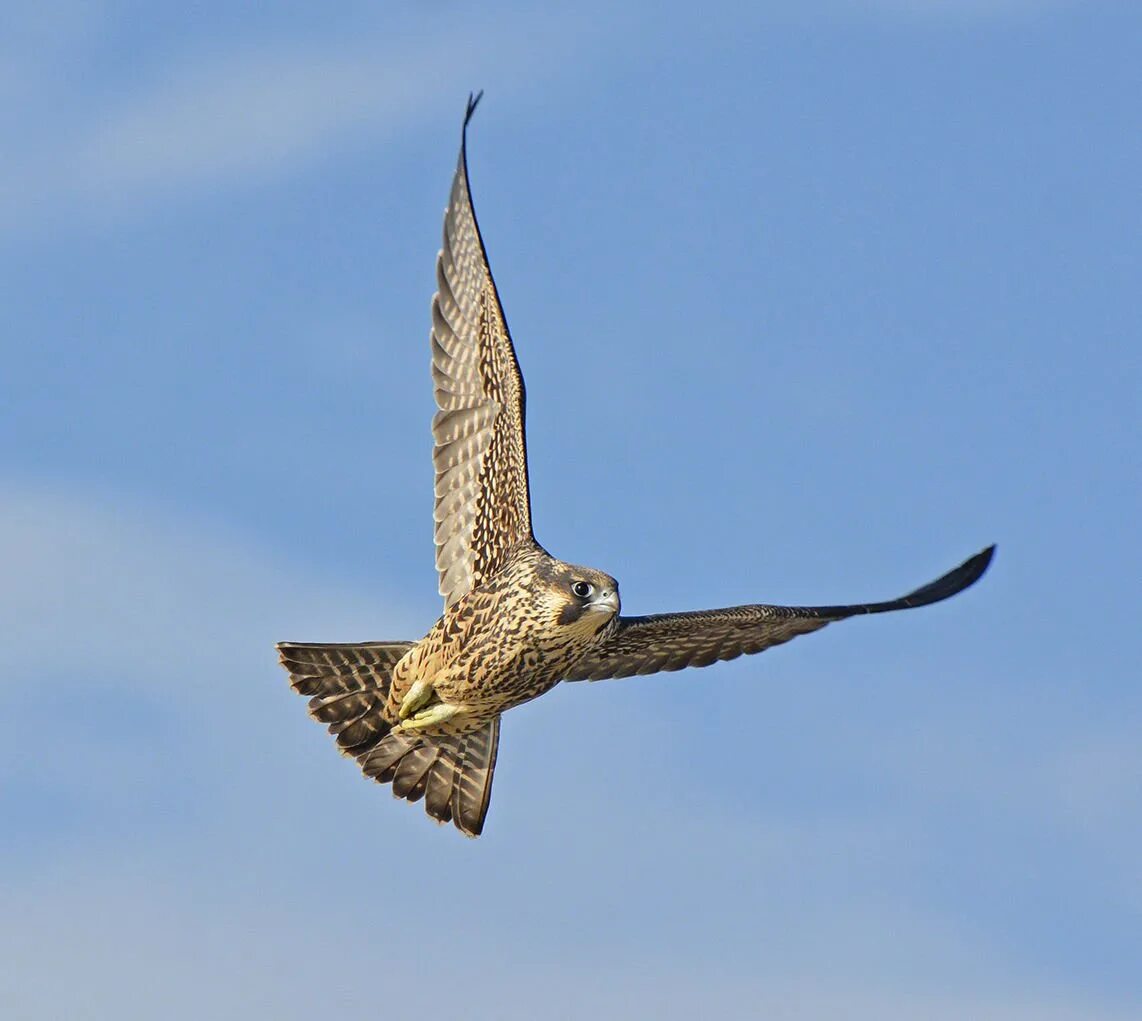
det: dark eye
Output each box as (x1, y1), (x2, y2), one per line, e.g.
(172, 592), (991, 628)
(571, 581), (593, 599)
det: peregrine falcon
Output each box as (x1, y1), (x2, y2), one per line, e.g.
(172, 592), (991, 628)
(278, 94), (994, 837)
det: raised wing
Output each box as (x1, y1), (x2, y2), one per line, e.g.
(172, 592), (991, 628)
(432, 93), (533, 608)
(564, 546), (994, 682)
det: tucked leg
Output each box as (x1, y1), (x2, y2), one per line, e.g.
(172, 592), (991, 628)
(396, 701), (464, 733)
(398, 678), (436, 720)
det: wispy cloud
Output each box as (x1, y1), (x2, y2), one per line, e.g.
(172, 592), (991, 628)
(0, 482), (410, 686)
(0, 482), (412, 854)
(1, 481), (1136, 1019)
(1, 869), (1136, 1020)
(0, 0), (1076, 232)
(0, 7), (589, 230)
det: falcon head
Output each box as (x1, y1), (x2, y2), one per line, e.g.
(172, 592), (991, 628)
(540, 561), (620, 634)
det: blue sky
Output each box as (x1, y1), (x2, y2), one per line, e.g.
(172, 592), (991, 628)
(2, 1), (1139, 1018)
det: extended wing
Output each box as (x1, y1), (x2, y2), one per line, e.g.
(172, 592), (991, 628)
(431, 93), (533, 608)
(564, 546), (994, 682)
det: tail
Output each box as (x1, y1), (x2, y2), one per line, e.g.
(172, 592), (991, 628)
(277, 641), (500, 838)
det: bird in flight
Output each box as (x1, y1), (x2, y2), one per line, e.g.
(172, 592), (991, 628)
(278, 94), (993, 838)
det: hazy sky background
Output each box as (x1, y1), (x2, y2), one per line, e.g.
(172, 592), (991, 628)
(2, 2), (1139, 1018)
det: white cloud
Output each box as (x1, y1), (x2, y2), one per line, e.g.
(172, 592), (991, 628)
(0, 481), (412, 687)
(72, 41), (461, 202)
(0, 8), (591, 230)
(0, 0), (1079, 232)
(0, 870), (1135, 1021)
(0, 481), (416, 848)
(0, 481), (1135, 1018)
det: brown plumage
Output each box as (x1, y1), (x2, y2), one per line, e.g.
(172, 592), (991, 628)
(278, 93), (994, 838)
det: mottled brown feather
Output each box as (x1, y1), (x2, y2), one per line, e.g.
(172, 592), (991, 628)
(278, 640), (500, 837)
(565, 547), (995, 681)
(276, 97), (995, 841)
(432, 92), (532, 608)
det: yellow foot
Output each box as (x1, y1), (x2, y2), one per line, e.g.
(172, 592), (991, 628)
(398, 679), (435, 720)
(395, 702), (463, 733)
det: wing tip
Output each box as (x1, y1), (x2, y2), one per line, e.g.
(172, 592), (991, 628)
(465, 90), (484, 128)
(904, 542), (996, 607)
(955, 543), (996, 591)
(457, 90), (485, 205)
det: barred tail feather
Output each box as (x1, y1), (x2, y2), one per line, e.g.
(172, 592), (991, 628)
(277, 641), (500, 837)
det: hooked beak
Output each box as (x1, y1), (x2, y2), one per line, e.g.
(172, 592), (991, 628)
(586, 589), (619, 614)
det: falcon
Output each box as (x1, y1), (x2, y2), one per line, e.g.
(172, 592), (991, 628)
(278, 94), (994, 837)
